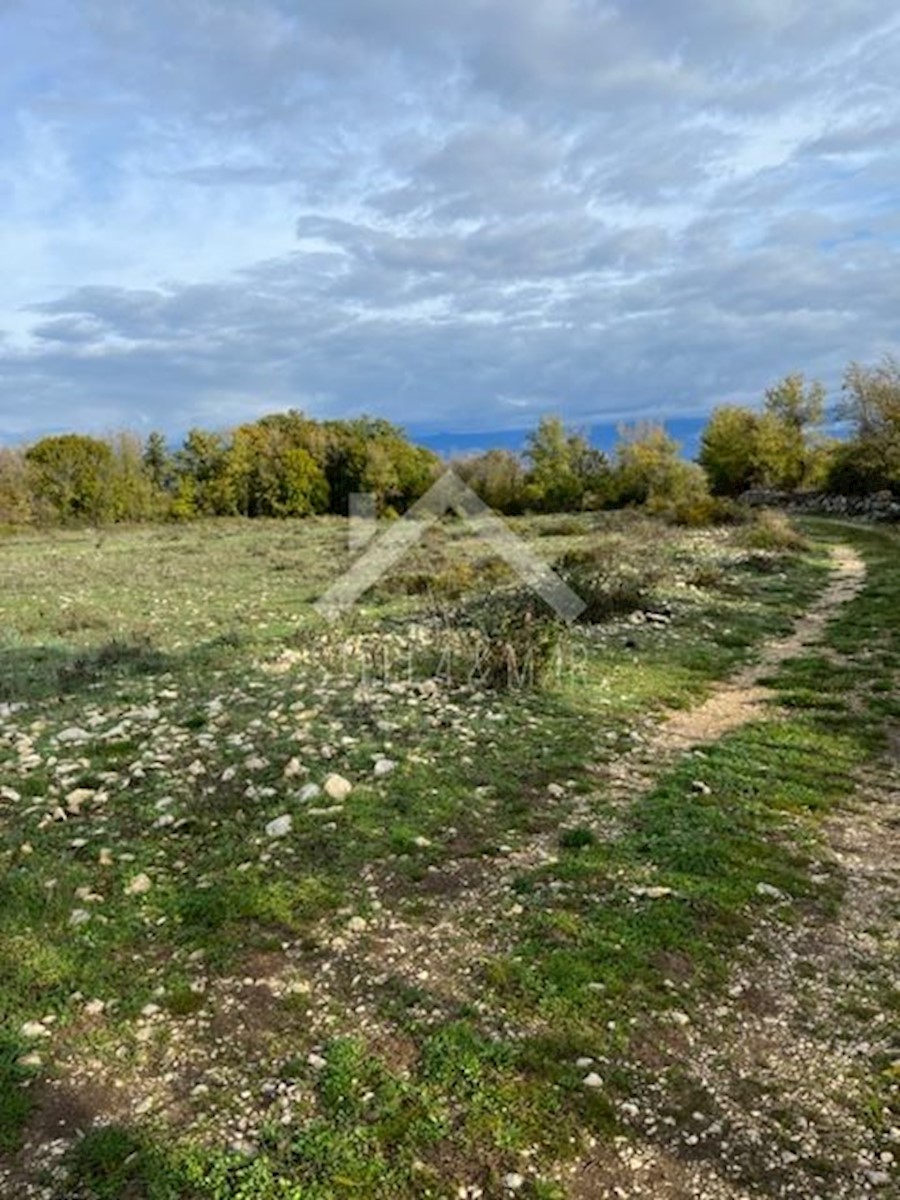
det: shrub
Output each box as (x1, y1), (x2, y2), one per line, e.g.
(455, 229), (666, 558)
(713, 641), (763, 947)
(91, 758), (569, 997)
(556, 542), (660, 623)
(537, 516), (585, 537)
(558, 827), (597, 850)
(456, 588), (563, 689)
(656, 494), (751, 528)
(737, 509), (809, 553)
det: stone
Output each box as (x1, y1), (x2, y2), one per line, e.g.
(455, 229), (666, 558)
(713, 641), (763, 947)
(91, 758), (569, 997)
(298, 783), (321, 802)
(20, 1021), (49, 1039)
(346, 916), (367, 933)
(65, 788), (95, 813)
(756, 882), (786, 900)
(69, 909), (91, 927)
(583, 1072), (604, 1089)
(57, 727), (89, 744)
(125, 872), (153, 897)
(324, 774), (352, 802)
(265, 814), (292, 839)
(373, 758), (397, 777)
(503, 1174), (525, 1192)
(630, 886), (675, 899)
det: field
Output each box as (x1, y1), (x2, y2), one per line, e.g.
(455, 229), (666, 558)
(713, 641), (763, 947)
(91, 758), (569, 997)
(0, 512), (897, 1199)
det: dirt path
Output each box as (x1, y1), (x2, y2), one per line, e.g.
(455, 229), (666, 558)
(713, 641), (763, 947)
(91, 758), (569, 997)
(566, 757), (899, 1200)
(298, 542), (873, 1030)
(601, 543), (867, 806)
(297, 543), (869, 1005)
(308, 541), (894, 1199)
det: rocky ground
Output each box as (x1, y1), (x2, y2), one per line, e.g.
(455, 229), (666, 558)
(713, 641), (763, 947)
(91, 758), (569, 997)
(0, 516), (896, 1198)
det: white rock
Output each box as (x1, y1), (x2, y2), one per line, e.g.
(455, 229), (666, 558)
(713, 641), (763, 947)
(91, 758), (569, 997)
(307, 1053), (327, 1071)
(503, 1174), (525, 1192)
(298, 783), (321, 803)
(57, 727), (89, 744)
(125, 872), (153, 897)
(283, 758), (304, 779)
(373, 758), (397, 777)
(346, 916), (367, 933)
(412, 836), (432, 849)
(265, 814), (293, 839)
(583, 1072), (604, 1089)
(670, 1010), (691, 1027)
(324, 774), (352, 802)
(547, 783), (566, 798)
(20, 1021), (49, 1039)
(630, 886), (675, 899)
(756, 882), (786, 900)
(84, 999), (106, 1017)
(65, 788), (95, 813)
(69, 909), (91, 927)
(691, 780), (712, 796)
(867, 1171), (891, 1187)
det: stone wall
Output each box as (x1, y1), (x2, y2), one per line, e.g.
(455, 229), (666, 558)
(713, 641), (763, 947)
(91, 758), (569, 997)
(740, 489), (900, 523)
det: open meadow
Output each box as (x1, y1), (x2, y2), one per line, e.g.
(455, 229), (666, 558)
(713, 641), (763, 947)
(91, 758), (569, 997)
(0, 512), (897, 1199)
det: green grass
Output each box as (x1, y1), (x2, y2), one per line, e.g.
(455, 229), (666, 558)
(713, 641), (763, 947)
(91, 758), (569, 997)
(0, 512), (896, 1196)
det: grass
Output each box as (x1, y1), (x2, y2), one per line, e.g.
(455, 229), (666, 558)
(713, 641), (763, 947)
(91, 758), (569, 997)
(0, 511), (896, 1196)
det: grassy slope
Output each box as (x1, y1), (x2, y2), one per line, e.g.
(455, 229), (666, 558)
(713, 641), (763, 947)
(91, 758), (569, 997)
(0, 515), (895, 1197)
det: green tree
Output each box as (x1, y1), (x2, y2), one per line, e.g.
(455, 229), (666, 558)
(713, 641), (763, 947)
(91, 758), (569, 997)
(699, 406), (762, 496)
(25, 434), (115, 524)
(759, 373), (826, 488)
(108, 432), (163, 522)
(524, 417), (608, 512)
(455, 449), (528, 514)
(143, 432), (174, 492)
(614, 422), (683, 505)
(226, 419), (329, 517)
(323, 417), (438, 515)
(764, 373), (825, 432)
(175, 429), (234, 515)
(831, 356), (900, 494)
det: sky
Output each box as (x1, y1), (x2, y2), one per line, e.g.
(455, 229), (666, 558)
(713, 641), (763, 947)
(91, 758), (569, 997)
(1, 0), (898, 447)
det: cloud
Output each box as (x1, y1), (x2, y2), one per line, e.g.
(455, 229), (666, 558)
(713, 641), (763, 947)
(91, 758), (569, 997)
(0, 0), (898, 441)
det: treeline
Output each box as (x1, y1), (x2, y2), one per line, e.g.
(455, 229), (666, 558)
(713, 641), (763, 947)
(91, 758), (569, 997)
(0, 414), (439, 526)
(698, 357), (900, 498)
(0, 355), (896, 528)
(457, 355), (900, 519)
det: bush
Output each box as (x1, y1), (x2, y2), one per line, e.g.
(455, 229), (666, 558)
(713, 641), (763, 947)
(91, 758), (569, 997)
(556, 543), (660, 623)
(655, 494), (750, 528)
(737, 510), (809, 553)
(456, 588), (563, 689)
